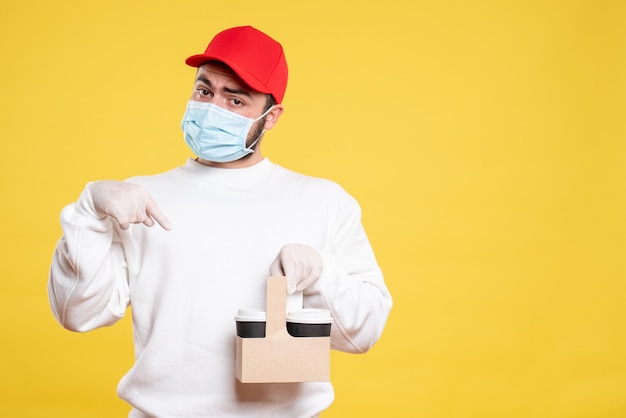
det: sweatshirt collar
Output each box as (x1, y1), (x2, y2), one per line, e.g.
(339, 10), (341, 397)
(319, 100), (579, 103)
(179, 157), (275, 186)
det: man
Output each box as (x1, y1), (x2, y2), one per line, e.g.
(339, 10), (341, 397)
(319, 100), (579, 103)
(49, 25), (392, 417)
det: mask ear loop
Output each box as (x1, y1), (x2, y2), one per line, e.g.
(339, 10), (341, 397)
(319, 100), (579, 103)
(253, 105), (275, 122)
(246, 105), (275, 151)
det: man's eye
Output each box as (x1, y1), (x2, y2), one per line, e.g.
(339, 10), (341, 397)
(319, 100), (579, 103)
(198, 89), (211, 97)
(232, 98), (242, 106)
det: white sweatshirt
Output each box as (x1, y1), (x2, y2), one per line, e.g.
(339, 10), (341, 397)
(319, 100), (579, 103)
(49, 158), (392, 418)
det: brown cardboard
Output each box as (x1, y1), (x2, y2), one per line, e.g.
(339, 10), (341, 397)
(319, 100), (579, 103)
(235, 276), (331, 383)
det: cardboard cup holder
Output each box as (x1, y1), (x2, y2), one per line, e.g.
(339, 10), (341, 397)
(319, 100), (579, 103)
(235, 276), (331, 383)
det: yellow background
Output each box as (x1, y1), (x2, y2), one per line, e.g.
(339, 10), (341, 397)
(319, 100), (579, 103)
(2, 1), (625, 417)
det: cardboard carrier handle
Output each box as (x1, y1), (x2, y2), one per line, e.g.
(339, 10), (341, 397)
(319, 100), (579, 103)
(265, 276), (288, 335)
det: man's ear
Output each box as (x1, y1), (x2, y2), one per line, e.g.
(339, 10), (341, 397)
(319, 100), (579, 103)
(263, 104), (284, 130)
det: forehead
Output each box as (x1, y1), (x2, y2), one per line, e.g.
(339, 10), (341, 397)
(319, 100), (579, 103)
(196, 62), (251, 91)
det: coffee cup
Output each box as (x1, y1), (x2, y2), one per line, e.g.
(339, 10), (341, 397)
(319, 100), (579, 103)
(286, 309), (333, 337)
(235, 308), (266, 338)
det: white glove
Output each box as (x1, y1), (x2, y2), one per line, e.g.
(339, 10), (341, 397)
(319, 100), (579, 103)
(89, 180), (172, 230)
(269, 244), (323, 294)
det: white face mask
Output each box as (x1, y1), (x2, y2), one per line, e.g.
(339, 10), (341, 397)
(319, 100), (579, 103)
(181, 101), (273, 163)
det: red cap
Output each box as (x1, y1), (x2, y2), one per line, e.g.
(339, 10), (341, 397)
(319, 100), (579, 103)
(185, 26), (288, 103)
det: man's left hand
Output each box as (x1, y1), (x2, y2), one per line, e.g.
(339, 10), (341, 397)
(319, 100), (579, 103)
(269, 244), (323, 294)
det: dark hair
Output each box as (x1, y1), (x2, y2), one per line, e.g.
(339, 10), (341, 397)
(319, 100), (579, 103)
(264, 94), (276, 112)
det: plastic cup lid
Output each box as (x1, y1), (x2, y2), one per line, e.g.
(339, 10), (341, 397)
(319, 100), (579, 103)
(235, 308), (266, 322)
(287, 308), (333, 324)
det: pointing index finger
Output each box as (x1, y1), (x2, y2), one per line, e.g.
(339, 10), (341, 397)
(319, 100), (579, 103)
(146, 201), (172, 231)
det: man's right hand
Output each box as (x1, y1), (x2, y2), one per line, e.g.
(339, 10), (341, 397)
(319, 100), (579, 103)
(89, 180), (172, 231)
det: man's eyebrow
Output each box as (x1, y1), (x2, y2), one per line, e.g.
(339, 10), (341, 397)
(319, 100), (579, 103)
(223, 86), (252, 98)
(195, 76), (252, 98)
(195, 76), (212, 87)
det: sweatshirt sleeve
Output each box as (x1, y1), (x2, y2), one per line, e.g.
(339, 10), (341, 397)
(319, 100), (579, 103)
(304, 194), (392, 354)
(48, 183), (130, 332)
